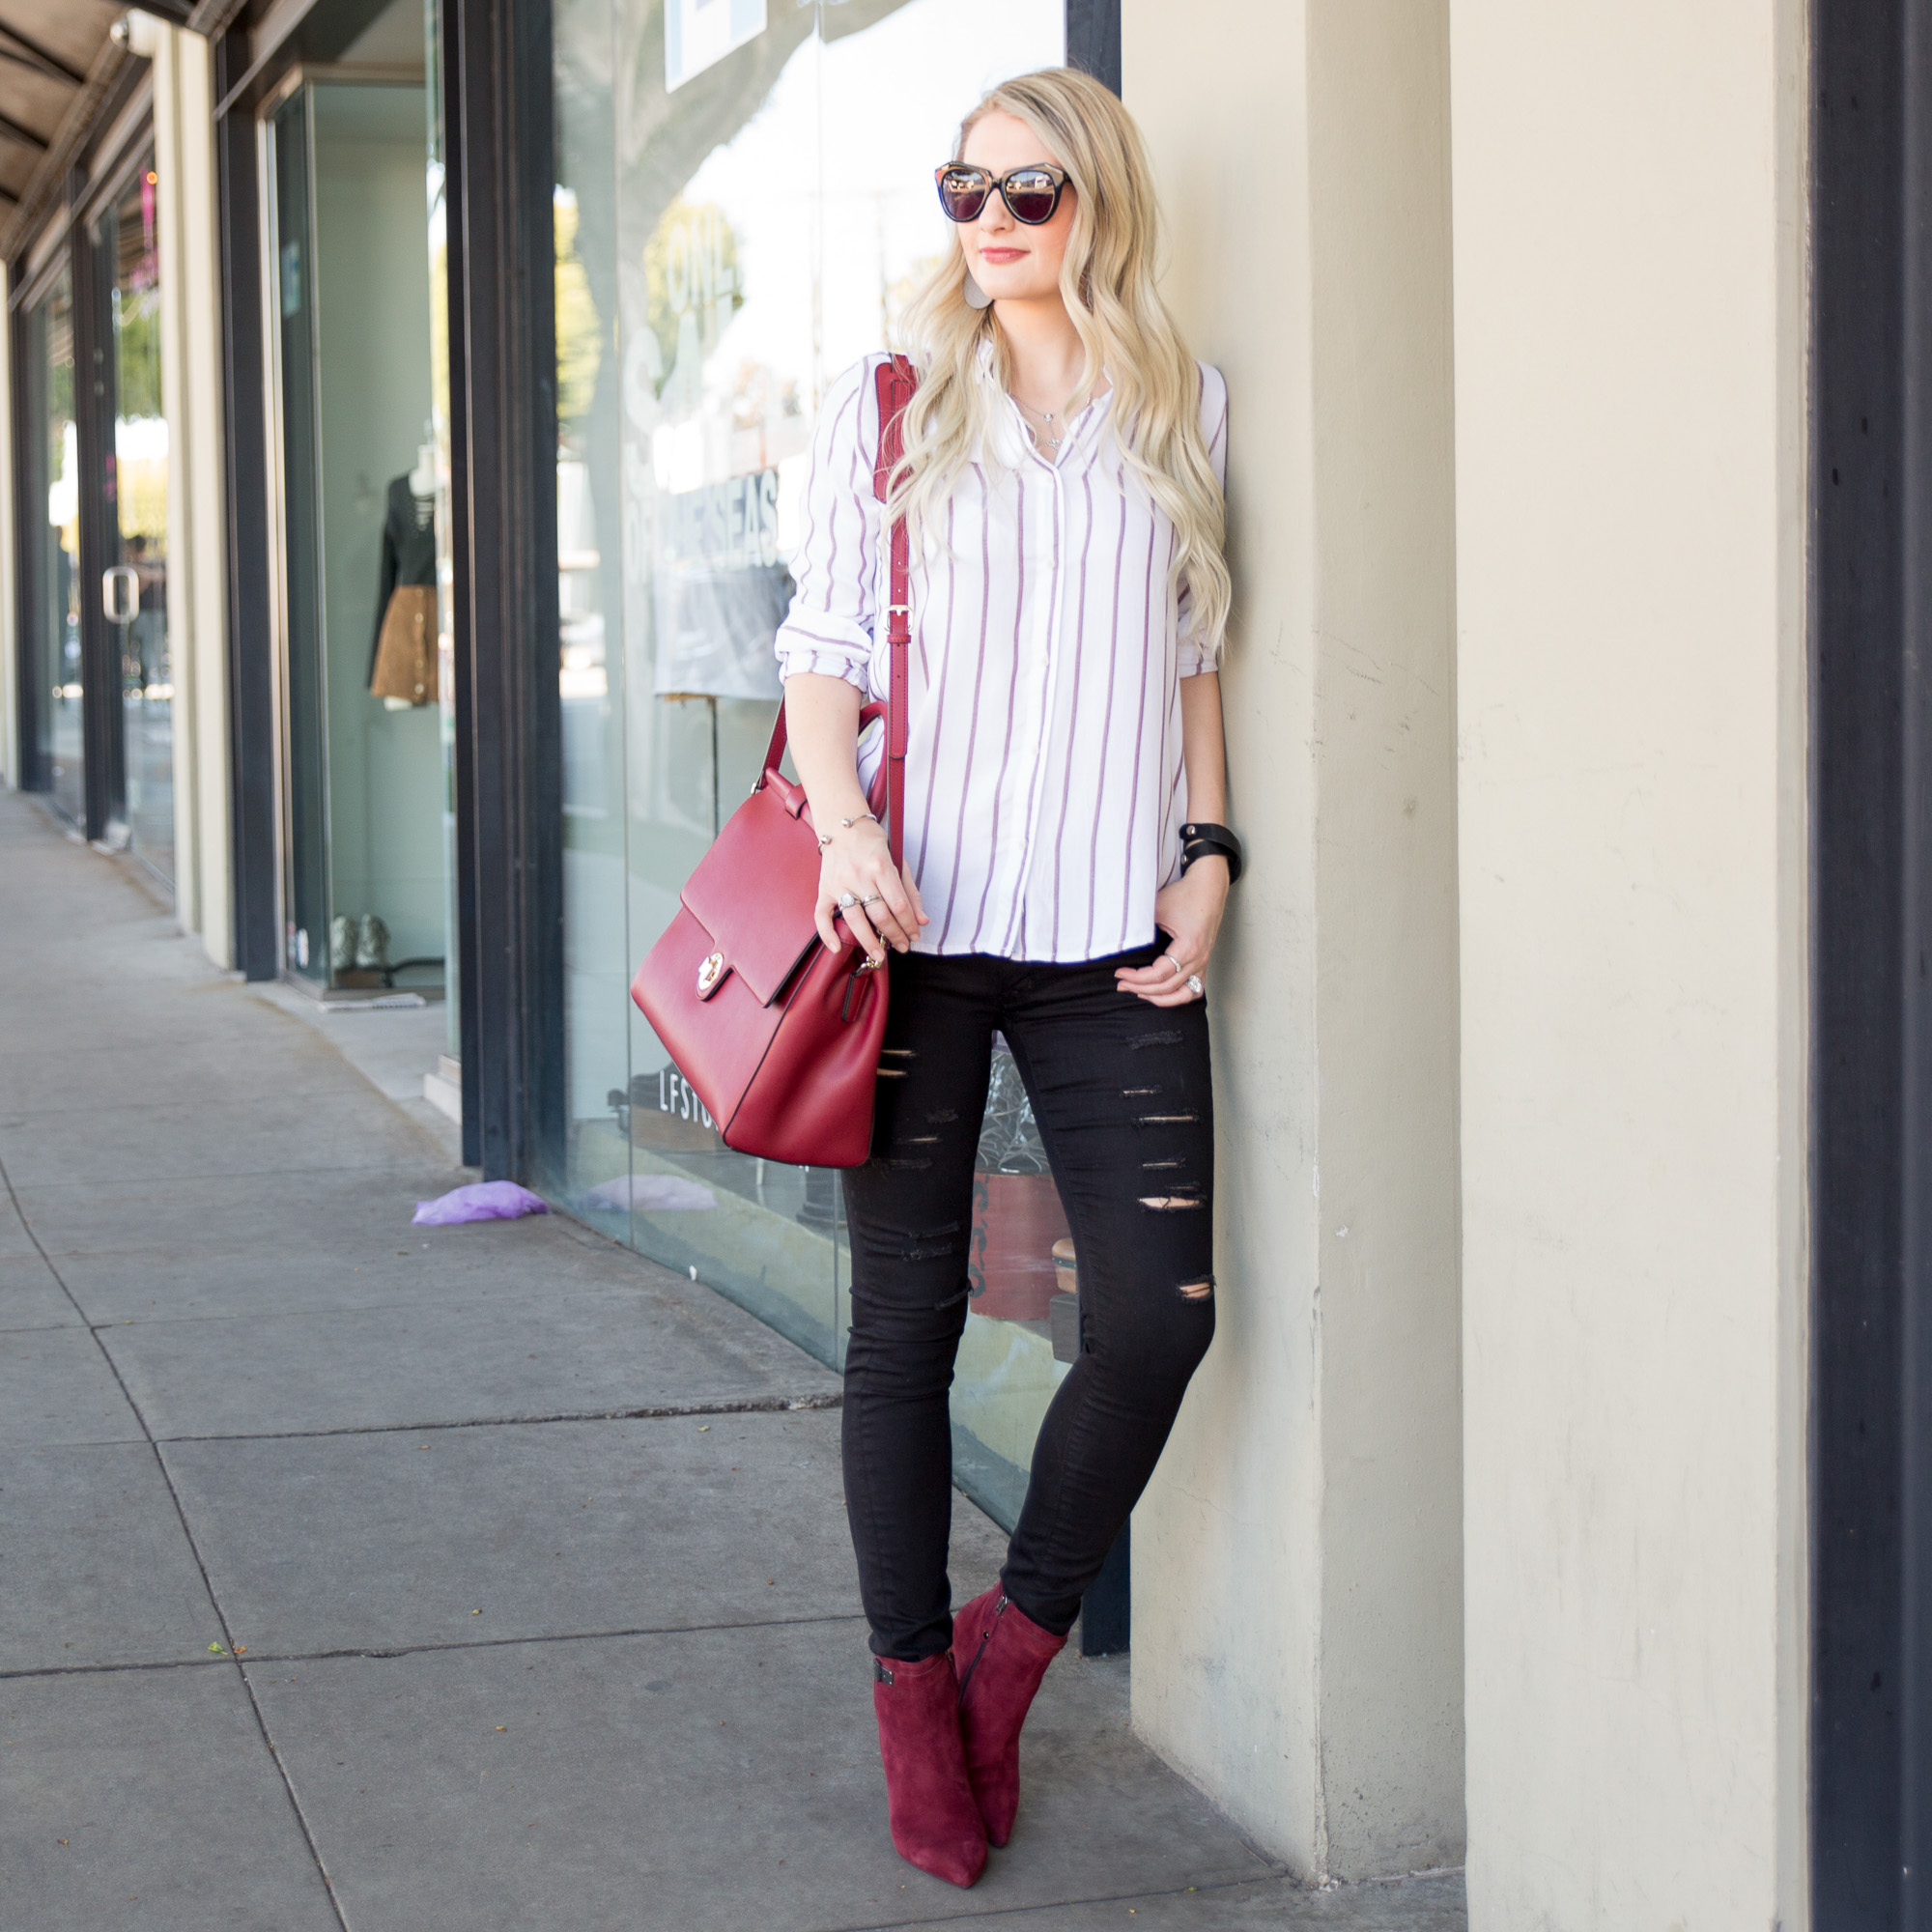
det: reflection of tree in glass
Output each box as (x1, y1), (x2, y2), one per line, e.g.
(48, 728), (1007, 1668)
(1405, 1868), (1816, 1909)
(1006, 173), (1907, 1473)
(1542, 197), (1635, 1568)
(556, 190), (604, 427)
(114, 290), (163, 420)
(114, 279), (168, 547)
(609, 0), (913, 272)
(44, 302), (73, 425)
(642, 196), (743, 404)
(729, 358), (801, 432)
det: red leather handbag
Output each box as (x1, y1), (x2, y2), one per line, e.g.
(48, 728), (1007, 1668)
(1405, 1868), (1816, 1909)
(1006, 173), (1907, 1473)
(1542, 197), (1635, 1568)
(628, 356), (915, 1169)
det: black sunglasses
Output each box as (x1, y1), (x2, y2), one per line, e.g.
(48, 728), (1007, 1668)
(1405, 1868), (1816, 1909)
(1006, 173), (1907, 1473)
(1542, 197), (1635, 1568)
(934, 162), (1069, 227)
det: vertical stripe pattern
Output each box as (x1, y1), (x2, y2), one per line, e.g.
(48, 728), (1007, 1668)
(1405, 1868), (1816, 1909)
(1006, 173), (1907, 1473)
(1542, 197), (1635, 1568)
(775, 352), (1230, 964)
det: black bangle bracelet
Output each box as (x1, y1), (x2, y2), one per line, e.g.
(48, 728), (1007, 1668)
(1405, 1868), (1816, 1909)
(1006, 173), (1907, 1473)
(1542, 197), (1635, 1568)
(1182, 841), (1240, 883)
(1179, 821), (1243, 885)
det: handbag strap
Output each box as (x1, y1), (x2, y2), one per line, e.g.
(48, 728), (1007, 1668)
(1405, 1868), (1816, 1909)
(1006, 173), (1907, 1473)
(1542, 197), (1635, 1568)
(872, 355), (915, 873)
(759, 356), (915, 868)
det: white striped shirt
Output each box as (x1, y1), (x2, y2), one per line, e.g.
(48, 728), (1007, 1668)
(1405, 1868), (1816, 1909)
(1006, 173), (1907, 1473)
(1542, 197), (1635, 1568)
(775, 351), (1229, 963)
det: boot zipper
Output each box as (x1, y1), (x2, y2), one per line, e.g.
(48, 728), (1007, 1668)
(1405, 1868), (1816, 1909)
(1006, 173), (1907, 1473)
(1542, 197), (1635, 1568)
(956, 1595), (1009, 1702)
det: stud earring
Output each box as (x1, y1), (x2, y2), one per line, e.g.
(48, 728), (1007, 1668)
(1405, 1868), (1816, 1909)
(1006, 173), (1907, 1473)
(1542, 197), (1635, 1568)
(963, 270), (993, 311)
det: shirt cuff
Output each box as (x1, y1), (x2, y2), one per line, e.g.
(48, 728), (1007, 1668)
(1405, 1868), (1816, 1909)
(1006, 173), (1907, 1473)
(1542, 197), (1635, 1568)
(777, 636), (871, 692)
(1177, 638), (1222, 677)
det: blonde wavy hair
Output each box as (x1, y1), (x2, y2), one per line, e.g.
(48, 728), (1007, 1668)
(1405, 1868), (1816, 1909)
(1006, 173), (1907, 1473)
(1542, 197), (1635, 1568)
(890, 68), (1231, 660)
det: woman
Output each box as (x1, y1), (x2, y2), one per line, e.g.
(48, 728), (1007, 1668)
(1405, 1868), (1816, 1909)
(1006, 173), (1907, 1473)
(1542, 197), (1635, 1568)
(774, 67), (1236, 1889)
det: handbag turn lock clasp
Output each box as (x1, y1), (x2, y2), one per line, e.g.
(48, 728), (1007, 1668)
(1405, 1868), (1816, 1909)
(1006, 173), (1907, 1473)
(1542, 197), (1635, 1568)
(696, 951), (727, 998)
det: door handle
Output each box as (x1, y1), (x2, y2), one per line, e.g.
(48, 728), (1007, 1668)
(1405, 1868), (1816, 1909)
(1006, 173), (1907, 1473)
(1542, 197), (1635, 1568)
(102, 566), (139, 624)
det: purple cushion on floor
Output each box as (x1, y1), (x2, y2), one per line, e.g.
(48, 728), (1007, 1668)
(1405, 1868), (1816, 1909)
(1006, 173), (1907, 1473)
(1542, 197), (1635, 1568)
(412, 1181), (550, 1226)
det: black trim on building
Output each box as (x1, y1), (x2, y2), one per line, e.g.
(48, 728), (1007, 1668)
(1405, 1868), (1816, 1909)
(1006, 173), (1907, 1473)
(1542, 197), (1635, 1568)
(211, 0), (399, 123)
(439, 0), (481, 1166)
(444, 0), (563, 1180)
(10, 295), (41, 796)
(72, 180), (122, 846)
(440, 0), (481, 1168)
(213, 25), (281, 981)
(1065, 0), (1120, 95)
(1810, 2), (1932, 1921)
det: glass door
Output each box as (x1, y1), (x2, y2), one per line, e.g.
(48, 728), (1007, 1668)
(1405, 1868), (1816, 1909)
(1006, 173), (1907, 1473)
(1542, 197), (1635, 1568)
(269, 87), (329, 980)
(266, 73), (445, 995)
(24, 272), (83, 825)
(98, 161), (174, 889)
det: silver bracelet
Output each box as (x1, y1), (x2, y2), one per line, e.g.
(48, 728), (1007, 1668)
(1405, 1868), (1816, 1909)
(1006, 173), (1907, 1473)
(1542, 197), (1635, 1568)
(817, 811), (878, 853)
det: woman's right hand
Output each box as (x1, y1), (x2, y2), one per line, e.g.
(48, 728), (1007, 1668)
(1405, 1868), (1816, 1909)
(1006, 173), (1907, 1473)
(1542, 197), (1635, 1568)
(814, 818), (928, 962)
(783, 672), (926, 961)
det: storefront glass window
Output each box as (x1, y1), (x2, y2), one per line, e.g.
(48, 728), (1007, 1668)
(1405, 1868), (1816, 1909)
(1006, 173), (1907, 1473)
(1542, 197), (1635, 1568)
(27, 272), (82, 825)
(426, 0), (461, 1066)
(553, 0), (1066, 1527)
(104, 161), (173, 889)
(269, 77), (446, 996)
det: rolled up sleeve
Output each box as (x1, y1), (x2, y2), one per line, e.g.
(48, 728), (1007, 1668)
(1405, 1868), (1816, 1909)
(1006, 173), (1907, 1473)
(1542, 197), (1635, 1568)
(1176, 362), (1230, 677)
(775, 358), (882, 694)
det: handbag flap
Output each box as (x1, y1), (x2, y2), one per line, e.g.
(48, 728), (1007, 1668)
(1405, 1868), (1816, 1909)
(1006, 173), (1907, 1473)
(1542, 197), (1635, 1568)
(679, 779), (825, 1007)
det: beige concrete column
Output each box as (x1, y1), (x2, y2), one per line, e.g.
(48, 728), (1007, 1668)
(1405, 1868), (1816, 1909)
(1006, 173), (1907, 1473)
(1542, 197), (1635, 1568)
(1122, 0), (1463, 1881)
(153, 25), (233, 965)
(1449, 2), (1810, 1924)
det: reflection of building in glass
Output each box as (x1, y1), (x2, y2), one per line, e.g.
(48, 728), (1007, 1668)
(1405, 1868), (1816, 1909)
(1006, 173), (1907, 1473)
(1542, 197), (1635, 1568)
(553, 0), (1070, 1535)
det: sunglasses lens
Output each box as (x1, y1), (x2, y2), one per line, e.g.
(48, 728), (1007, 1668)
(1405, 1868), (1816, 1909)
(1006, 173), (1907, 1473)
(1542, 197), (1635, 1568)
(1003, 171), (1060, 223)
(938, 171), (988, 221)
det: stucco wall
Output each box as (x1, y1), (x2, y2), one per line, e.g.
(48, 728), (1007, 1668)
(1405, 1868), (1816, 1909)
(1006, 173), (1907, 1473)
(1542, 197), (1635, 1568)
(1123, 0), (1463, 1880)
(1449, 3), (1810, 1923)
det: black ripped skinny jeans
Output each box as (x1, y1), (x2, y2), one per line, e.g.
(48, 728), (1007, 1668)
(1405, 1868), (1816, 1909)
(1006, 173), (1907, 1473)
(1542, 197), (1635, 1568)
(840, 943), (1216, 1661)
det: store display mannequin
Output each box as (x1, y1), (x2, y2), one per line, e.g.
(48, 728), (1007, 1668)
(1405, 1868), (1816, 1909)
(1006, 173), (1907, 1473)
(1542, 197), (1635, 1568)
(369, 428), (440, 706)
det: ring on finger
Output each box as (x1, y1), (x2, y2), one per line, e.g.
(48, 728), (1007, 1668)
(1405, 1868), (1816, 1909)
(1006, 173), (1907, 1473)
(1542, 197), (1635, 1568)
(837, 892), (858, 910)
(1186, 974), (1205, 998)
(859, 894), (884, 907)
(1165, 953), (1183, 977)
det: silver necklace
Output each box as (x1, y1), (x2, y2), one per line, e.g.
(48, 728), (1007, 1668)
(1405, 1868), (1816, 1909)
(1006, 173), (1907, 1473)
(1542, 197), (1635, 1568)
(1017, 397), (1065, 450)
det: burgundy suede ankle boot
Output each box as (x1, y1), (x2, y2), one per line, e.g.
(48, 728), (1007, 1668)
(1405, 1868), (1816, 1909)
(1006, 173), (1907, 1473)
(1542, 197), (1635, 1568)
(950, 1584), (1068, 1847)
(871, 1652), (987, 1888)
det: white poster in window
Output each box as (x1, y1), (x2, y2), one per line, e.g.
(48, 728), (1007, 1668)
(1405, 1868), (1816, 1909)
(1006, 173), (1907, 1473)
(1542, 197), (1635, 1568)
(665, 0), (766, 93)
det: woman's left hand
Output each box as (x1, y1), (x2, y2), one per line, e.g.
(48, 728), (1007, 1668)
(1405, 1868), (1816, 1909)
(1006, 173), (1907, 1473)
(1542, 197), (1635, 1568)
(1116, 858), (1230, 1006)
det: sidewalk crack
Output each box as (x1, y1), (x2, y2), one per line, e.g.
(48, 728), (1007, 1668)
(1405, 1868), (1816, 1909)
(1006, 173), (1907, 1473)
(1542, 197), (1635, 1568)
(153, 1391), (844, 1445)
(0, 1610), (872, 1681)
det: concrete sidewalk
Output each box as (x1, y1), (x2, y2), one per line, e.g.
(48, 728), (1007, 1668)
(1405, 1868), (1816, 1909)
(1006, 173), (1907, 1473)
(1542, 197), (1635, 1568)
(0, 791), (1464, 1931)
